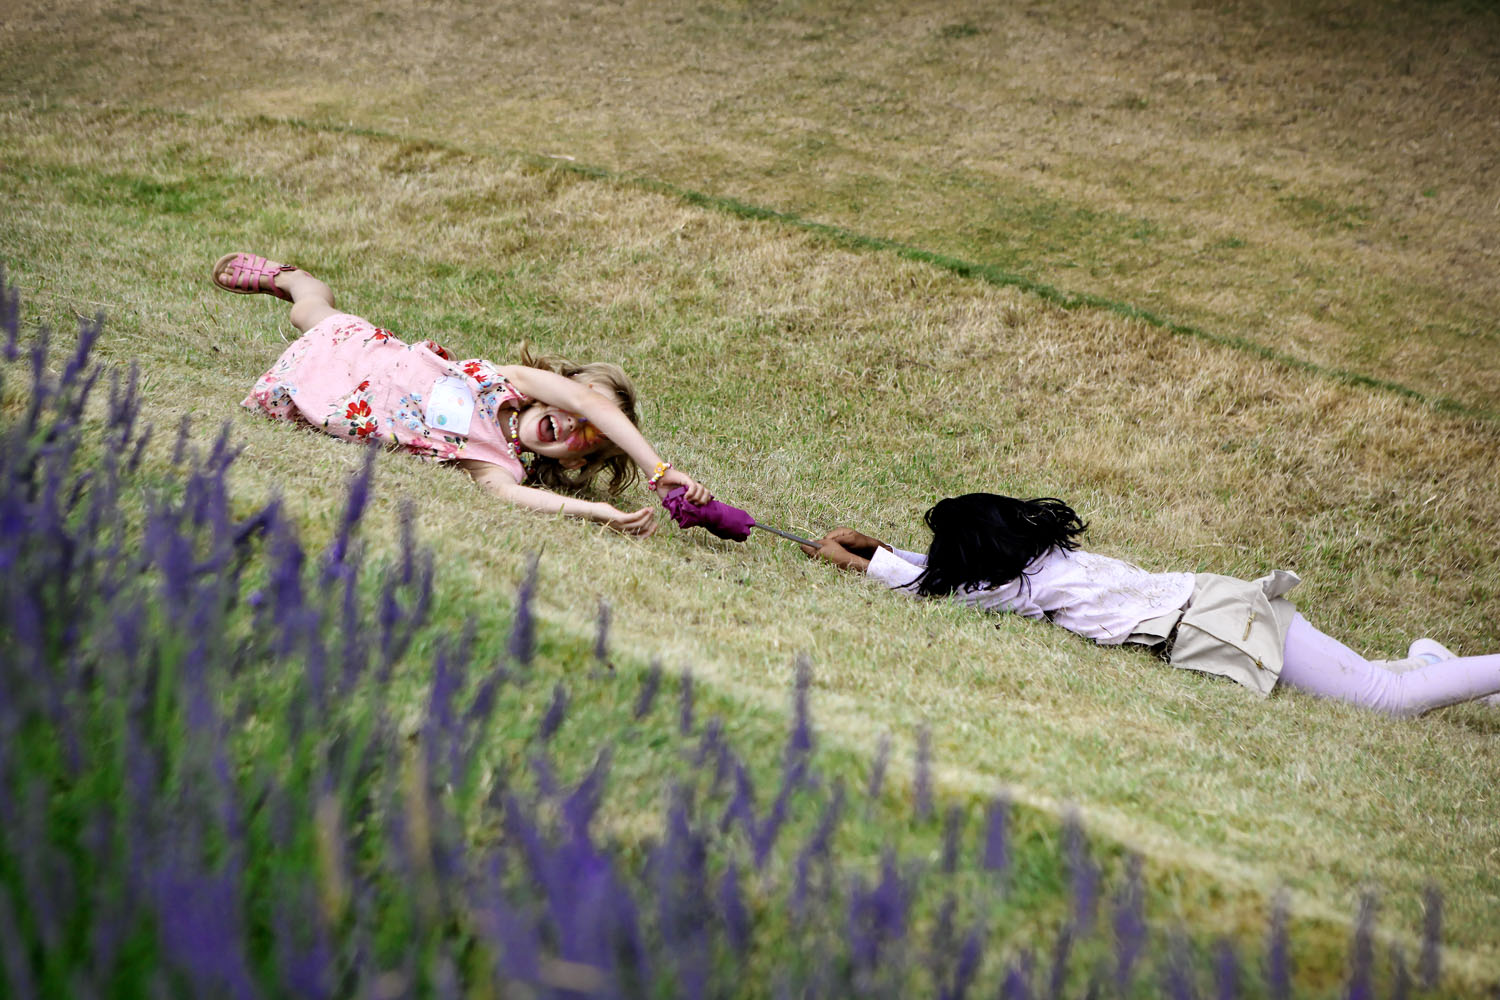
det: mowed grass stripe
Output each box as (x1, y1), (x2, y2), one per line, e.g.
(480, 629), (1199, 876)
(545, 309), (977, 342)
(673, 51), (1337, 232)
(220, 106), (1492, 425)
(33, 99), (1477, 424)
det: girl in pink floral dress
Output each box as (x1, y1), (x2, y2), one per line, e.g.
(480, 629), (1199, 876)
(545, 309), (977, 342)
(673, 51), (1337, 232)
(216, 253), (709, 534)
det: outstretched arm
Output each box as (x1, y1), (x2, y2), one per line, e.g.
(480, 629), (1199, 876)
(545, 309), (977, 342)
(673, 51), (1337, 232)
(799, 527), (892, 572)
(498, 365), (709, 502)
(803, 527), (933, 595)
(460, 460), (657, 536)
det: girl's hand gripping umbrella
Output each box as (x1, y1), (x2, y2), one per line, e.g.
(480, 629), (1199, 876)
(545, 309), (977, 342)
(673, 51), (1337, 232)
(657, 487), (814, 546)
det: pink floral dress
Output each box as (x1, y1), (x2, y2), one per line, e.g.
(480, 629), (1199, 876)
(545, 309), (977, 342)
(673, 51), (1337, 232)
(242, 312), (529, 482)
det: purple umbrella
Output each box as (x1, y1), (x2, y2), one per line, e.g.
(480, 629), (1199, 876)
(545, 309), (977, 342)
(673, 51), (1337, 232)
(658, 488), (814, 546)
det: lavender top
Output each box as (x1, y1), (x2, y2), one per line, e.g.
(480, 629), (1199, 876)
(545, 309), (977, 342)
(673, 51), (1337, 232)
(865, 545), (1194, 645)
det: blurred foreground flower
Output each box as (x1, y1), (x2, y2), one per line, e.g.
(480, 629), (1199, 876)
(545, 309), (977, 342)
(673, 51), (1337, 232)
(0, 276), (1450, 998)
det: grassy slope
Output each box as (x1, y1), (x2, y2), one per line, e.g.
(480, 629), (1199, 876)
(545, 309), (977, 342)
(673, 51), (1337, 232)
(4, 0), (1496, 408)
(3, 0), (1499, 987)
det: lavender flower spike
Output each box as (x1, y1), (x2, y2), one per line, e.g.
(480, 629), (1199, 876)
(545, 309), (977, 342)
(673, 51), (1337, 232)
(538, 683), (568, 742)
(1390, 944), (1411, 1000)
(788, 655), (814, 761)
(914, 724), (932, 822)
(506, 552), (540, 667)
(1265, 890), (1292, 1000)
(1213, 939), (1239, 1000)
(1063, 809), (1098, 937)
(718, 861), (750, 954)
(678, 668), (695, 735)
(982, 794), (1011, 877)
(634, 659), (663, 719)
(867, 732), (892, 802)
(1419, 883), (1442, 990)
(1345, 893), (1376, 1000)
(1111, 853), (1146, 989)
(940, 805), (963, 875)
(593, 597), (611, 666)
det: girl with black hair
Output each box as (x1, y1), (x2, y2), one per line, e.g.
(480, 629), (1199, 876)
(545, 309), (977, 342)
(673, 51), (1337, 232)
(802, 493), (1500, 717)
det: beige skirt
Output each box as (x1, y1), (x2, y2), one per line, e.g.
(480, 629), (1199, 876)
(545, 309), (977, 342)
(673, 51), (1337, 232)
(1127, 570), (1302, 698)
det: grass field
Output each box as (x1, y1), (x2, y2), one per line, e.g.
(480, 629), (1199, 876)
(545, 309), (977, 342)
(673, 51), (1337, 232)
(4, 0), (1500, 992)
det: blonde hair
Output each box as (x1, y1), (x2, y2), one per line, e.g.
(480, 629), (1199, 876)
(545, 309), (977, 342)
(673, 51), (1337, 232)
(516, 343), (641, 496)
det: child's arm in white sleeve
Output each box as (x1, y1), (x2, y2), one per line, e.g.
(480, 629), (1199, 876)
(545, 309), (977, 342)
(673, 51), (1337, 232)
(864, 545), (925, 592)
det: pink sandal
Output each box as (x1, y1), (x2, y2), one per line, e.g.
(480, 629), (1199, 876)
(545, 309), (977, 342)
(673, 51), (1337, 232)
(212, 252), (298, 301)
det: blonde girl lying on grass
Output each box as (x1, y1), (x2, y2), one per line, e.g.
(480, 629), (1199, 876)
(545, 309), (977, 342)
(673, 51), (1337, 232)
(803, 493), (1500, 717)
(215, 253), (709, 534)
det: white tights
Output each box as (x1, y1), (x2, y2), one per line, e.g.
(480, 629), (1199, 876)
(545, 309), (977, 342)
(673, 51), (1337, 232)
(1279, 614), (1500, 717)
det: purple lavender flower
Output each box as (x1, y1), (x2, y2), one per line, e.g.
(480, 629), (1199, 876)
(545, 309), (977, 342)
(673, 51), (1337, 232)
(927, 893), (957, 984)
(272, 889), (334, 1000)
(0, 263), (19, 361)
(1214, 939), (1239, 1000)
(1419, 883), (1442, 990)
(789, 776), (845, 916)
(172, 412), (193, 465)
(941, 805), (963, 875)
(870, 849), (909, 949)
(59, 313), (103, 397)
(1112, 853), (1147, 989)
(0, 886), (36, 1000)
(528, 752), (559, 800)
(1063, 810), (1098, 936)
(1163, 935), (1200, 1000)
(693, 715), (723, 770)
(506, 553), (540, 667)
(679, 668), (695, 735)
(1346, 893), (1376, 1000)
(539, 682), (568, 742)
(975, 796), (1008, 888)
(594, 598), (611, 666)
(651, 785), (712, 990)
(844, 848), (911, 974)
(634, 659), (663, 719)
(751, 778), (792, 870)
(867, 732), (892, 802)
(719, 757), (756, 838)
(1265, 891), (1292, 1000)
(106, 363), (142, 443)
(947, 923), (984, 1000)
(788, 655), (814, 762)
(561, 748), (611, 841)
(1046, 923), (1073, 1000)
(151, 868), (257, 1000)
(425, 641), (463, 783)
(1390, 944), (1411, 1000)
(1000, 949), (1035, 1000)
(914, 724), (932, 821)
(790, 848), (813, 922)
(718, 861), (750, 954)
(462, 661), (509, 737)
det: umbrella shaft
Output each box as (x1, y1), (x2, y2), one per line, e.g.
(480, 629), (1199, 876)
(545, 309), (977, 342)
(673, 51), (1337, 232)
(752, 523), (817, 548)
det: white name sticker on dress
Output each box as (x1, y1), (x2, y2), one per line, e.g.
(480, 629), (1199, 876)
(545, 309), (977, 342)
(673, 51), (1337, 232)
(425, 376), (475, 436)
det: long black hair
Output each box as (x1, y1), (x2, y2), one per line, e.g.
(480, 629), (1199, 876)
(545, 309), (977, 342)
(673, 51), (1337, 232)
(915, 493), (1087, 597)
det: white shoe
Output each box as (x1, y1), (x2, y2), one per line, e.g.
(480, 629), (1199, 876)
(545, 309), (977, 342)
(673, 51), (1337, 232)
(1408, 638), (1456, 664)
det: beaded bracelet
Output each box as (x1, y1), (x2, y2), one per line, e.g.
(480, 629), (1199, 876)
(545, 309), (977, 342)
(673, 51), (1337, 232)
(646, 461), (672, 491)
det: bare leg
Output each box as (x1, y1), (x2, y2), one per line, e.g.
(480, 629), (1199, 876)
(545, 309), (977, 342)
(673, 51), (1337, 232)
(277, 269), (339, 333)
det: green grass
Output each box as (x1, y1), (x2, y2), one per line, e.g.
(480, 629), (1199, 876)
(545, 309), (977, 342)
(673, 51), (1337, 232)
(3, 1), (1500, 991)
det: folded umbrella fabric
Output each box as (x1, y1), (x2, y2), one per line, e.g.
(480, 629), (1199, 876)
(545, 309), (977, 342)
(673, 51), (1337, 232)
(658, 486), (756, 541)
